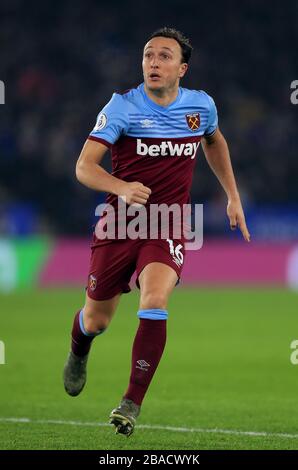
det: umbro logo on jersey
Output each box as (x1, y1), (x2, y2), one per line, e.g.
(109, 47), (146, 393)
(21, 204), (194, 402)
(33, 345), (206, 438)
(136, 138), (200, 159)
(140, 119), (155, 128)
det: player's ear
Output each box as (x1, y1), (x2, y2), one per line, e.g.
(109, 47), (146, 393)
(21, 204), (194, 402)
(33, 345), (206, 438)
(179, 63), (188, 78)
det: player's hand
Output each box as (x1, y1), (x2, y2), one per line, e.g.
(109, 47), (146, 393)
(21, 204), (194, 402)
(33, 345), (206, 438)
(118, 181), (152, 206)
(227, 198), (250, 242)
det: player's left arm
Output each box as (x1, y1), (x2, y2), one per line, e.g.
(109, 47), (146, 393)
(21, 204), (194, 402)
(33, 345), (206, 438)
(202, 128), (250, 242)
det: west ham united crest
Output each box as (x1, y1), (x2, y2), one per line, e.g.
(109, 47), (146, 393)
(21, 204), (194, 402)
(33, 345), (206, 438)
(185, 113), (200, 131)
(89, 275), (97, 291)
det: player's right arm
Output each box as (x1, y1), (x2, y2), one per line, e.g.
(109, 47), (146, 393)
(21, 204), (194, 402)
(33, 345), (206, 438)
(76, 92), (151, 205)
(76, 139), (151, 206)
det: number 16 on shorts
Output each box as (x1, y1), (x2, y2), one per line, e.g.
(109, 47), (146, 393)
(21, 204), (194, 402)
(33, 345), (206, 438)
(166, 239), (184, 268)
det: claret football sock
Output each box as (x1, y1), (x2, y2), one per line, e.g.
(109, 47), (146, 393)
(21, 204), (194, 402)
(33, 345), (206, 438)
(124, 309), (168, 406)
(71, 309), (105, 357)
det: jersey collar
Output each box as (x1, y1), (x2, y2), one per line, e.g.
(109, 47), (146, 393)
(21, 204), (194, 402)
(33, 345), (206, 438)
(140, 82), (182, 112)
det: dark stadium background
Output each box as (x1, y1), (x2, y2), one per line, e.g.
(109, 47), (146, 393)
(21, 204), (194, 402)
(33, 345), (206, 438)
(1, 0), (297, 237)
(1, 0), (298, 452)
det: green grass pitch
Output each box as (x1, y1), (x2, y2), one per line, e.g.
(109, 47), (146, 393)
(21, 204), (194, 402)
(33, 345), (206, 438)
(0, 287), (298, 450)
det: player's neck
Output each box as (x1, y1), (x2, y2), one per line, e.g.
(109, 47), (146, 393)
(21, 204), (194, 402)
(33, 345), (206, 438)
(144, 83), (180, 108)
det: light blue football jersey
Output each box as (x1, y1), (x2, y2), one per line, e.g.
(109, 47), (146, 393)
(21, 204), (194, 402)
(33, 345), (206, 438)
(89, 82), (218, 145)
(88, 83), (218, 211)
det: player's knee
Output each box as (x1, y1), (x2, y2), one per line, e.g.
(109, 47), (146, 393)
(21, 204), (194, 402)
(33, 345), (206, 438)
(140, 291), (168, 310)
(83, 308), (111, 333)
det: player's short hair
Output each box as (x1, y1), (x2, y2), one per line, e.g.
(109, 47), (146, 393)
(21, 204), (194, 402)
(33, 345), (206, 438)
(146, 27), (193, 64)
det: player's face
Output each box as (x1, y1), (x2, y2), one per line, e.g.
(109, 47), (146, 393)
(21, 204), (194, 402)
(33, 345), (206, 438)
(142, 37), (188, 92)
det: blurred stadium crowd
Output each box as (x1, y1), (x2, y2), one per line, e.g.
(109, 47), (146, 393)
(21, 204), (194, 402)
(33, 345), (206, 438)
(0, 0), (297, 236)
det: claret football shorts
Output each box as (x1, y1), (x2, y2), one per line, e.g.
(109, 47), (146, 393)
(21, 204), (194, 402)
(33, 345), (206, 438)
(86, 234), (185, 301)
